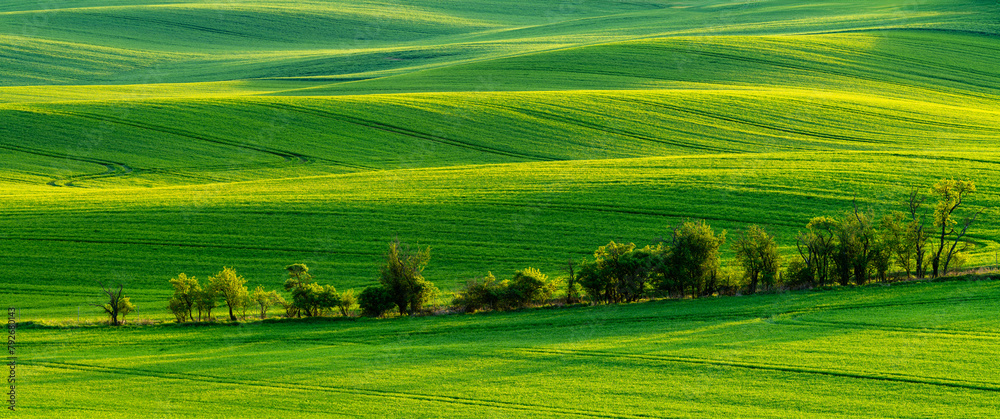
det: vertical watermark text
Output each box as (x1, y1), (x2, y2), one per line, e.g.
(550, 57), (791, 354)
(7, 308), (15, 411)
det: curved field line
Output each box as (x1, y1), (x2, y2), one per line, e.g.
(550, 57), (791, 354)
(778, 318), (1000, 340)
(51, 109), (311, 163)
(26, 360), (660, 419)
(0, 143), (132, 187)
(256, 101), (561, 162)
(80, 11), (259, 39)
(43, 108), (378, 173)
(516, 348), (1000, 393)
(0, 235), (371, 256)
(622, 97), (890, 146)
(473, 101), (733, 153)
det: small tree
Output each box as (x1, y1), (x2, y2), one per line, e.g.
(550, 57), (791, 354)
(94, 281), (136, 326)
(317, 284), (342, 316)
(500, 267), (555, 309)
(359, 285), (396, 317)
(732, 225), (780, 294)
(563, 258), (580, 304)
(379, 237), (438, 315)
(195, 287), (218, 321)
(667, 221), (726, 297)
(453, 272), (503, 312)
(338, 289), (356, 317)
(929, 179), (981, 277)
(796, 216), (837, 286)
(251, 286), (281, 319)
(168, 273), (200, 322)
(208, 267), (248, 321)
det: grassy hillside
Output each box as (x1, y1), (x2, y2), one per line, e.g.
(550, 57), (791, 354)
(5, 0), (1000, 416)
(17, 279), (1000, 417)
(3, 0), (1000, 314)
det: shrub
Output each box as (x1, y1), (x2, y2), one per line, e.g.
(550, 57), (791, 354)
(359, 286), (396, 318)
(453, 273), (502, 312)
(379, 237), (438, 315)
(499, 267), (554, 309)
(337, 289), (356, 317)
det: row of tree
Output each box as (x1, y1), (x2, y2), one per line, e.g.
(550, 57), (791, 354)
(569, 179), (983, 304)
(92, 179), (982, 325)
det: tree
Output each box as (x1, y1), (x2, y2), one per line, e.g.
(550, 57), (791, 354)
(208, 266), (248, 321)
(499, 267), (555, 309)
(579, 241), (634, 304)
(194, 287), (217, 321)
(881, 211), (915, 279)
(563, 258), (580, 304)
(283, 263), (315, 317)
(379, 237), (437, 316)
(168, 273), (200, 322)
(929, 179), (981, 277)
(94, 281), (136, 326)
(796, 216), (837, 286)
(358, 285), (395, 317)
(667, 221), (725, 297)
(338, 289), (356, 317)
(453, 272), (503, 312)
(905, 188), (930, 278)
(732, 225), (780, 294)
(251, 286), (280, 319)
(830, 206), (877, 286)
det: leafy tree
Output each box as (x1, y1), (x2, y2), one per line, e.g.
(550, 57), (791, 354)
(316, 284), (342, 316)
(168, 273), (200, 322)
(208, 266), (248, 321)
(563, 258), (581, 304)
(499, 267), (555, 309)
(930, 179), (981, 277)
(285, 263), (312, 287)
(283, 263), (315, 317)
(732, 225), (780, 294)
(359, 285), (395, 317)
(94, 281), (135, 326)
(667, 221), (726, 297)
(251, 286), (281, 319)
(195, 287), (218, 321)
(578, 241), (634, 304)
(796, 216), (837, 286)
(453, 272), (503, 312)
(881, 211), (914, 279)
(379, 237), (438, 316)
(337, 289), (356, 317)
(905, 188), (930, 278)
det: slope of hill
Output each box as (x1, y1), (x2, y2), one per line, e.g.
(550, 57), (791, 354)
(2, 0), (999, 324)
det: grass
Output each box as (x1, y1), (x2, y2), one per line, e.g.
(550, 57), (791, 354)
(3, 0), (1000, 415)
(16, 279), (1000, 417)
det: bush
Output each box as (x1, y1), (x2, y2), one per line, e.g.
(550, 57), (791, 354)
(453, 273), (502, 312)
(359, 286), (396, 318)
(499, 267), (554, 309)
(784, 259), (813, 289)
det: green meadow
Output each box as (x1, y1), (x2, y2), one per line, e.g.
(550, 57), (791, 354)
(3, 0), (1000, 416)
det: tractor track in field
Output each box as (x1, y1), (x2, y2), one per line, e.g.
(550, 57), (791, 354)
(514, 347), (1000, 393)
(623, 97), (890, 146)
(474, 101), (734, 153)
(25, 108), (376, 183)
(0, 143), (133, 187)
(84, 11), (267, 40)
(53, 109), (311, 164)
(0, 235), (372, 256)
(26, 359), (664, 419)
(256, 101), (561, 162)
(777, 318), (1000, 340)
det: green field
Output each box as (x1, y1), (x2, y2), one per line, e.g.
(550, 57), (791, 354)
(20, 280), (1000, 417)
(4, 0), (1000, 416)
